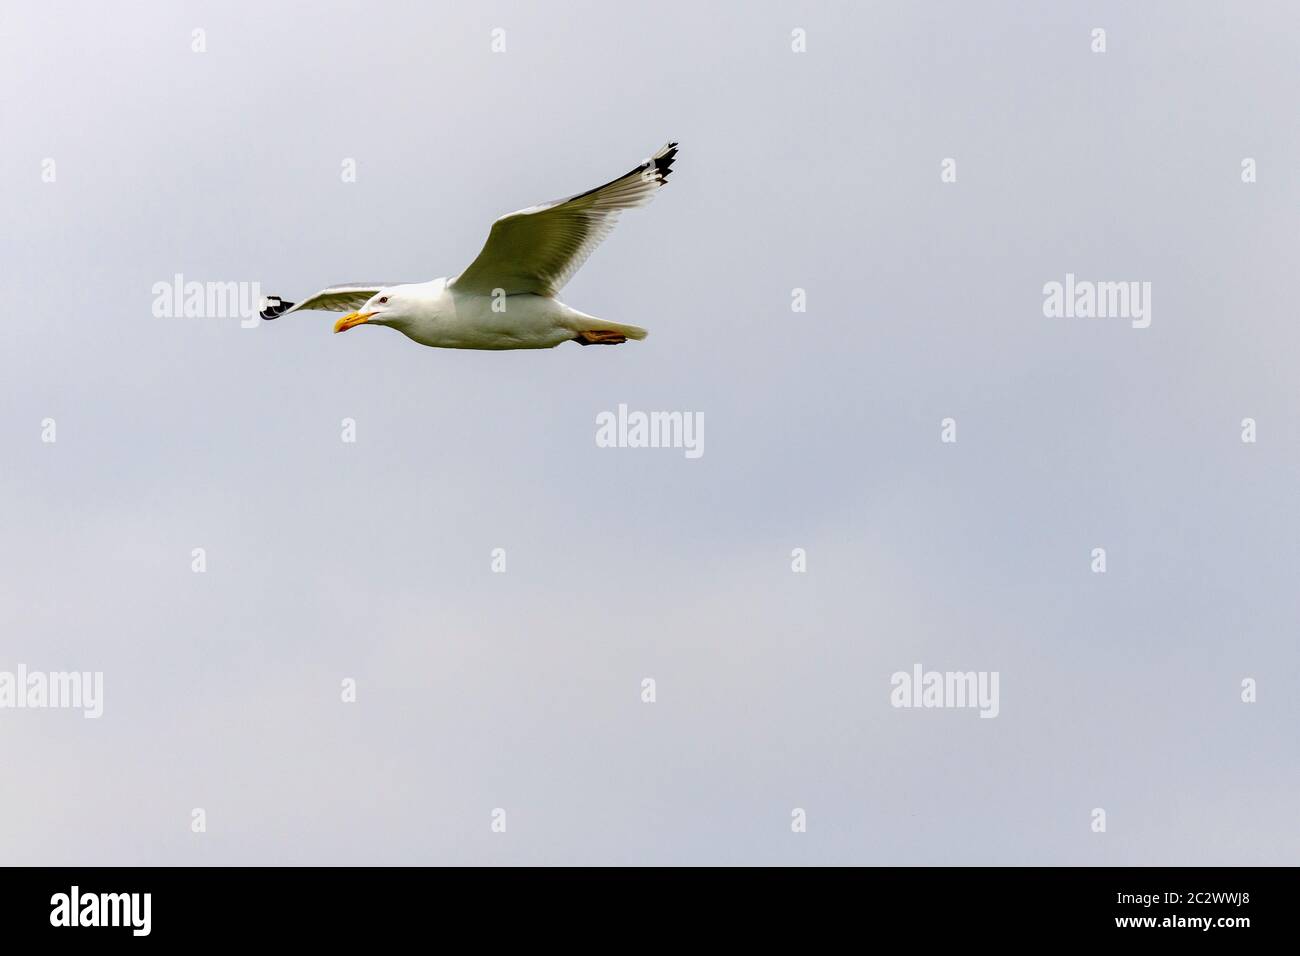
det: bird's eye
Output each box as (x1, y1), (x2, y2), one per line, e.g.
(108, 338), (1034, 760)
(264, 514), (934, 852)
(378, 296), (389, 304)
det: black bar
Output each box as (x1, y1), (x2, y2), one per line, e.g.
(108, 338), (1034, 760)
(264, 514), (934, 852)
(0, 866), (1285, 942)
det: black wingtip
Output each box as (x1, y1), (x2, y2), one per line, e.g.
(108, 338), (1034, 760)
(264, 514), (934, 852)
(653, 142), (679, 182)
(259, 296), (294, 320)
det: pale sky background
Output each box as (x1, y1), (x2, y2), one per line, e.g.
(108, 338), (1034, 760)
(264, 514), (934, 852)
(1, 1), (1297, 865)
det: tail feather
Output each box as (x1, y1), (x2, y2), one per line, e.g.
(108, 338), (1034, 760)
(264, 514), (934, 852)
(600, 320), (648, 341)
(568, 314), (648, 344)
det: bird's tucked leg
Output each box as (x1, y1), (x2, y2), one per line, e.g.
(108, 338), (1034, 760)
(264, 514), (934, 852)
(574, 330), (628, 346)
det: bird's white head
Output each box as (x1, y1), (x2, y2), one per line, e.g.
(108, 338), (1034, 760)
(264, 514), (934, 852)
(334, 287), (406, 334)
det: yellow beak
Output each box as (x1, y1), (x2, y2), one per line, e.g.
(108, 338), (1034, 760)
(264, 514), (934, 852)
(334, 311), (375, 334)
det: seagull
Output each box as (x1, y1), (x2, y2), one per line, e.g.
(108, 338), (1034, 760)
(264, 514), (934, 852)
(261, 142), (678, 350)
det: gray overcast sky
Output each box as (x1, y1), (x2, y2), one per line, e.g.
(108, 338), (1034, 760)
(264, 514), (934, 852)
(1, 0), (1297, 864)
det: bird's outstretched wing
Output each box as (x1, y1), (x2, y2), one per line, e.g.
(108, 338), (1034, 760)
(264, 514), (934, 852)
(450, 142), (678, 298)
(259, 283), (405, 320)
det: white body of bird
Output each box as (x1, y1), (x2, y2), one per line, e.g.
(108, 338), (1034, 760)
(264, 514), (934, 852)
(356, 278), (647, 350)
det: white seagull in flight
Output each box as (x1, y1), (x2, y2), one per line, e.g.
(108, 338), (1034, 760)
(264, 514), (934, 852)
(261, 142), (678, 350)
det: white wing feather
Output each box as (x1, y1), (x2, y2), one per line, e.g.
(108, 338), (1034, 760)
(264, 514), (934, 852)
(451, 142), (678, 297)
(260, 283), (405, 320)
